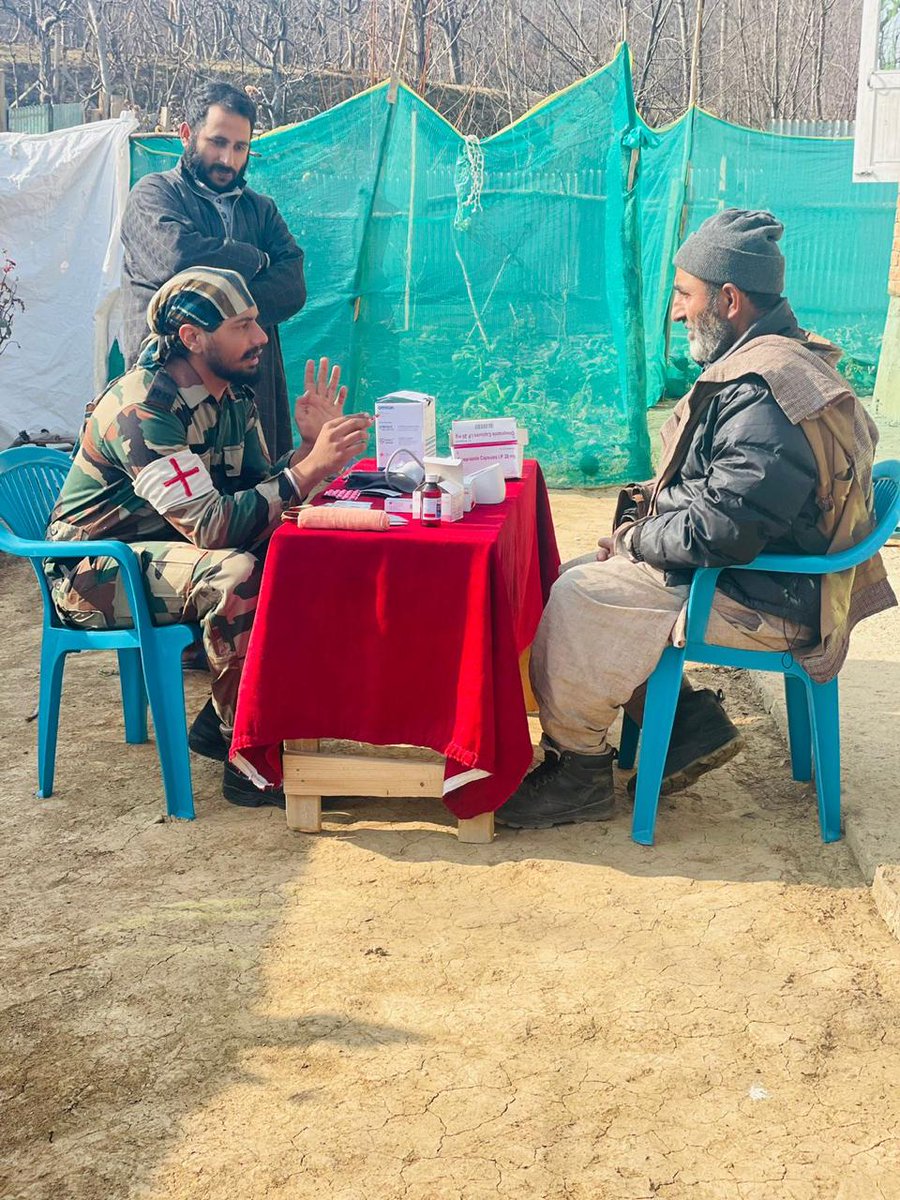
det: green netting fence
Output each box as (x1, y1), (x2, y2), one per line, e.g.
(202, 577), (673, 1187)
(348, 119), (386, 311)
(130, 46), (897, 487)
(638, 108), (897, 405)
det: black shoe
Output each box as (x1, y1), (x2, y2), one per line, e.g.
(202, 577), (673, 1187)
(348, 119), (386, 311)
(496, 743), (616, 829)
(188, 698), (229, 762)
(222, 761), (286, 809)
(628, 687), (743, 798)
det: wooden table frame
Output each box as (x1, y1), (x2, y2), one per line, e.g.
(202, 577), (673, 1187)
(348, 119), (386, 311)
(281, 651), (538, 844)
(283, 739), (495, 843)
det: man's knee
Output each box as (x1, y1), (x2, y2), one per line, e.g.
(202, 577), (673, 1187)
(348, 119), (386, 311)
(222, 550), (263, 599)
(201, 549), (262, 602)
(546, 558), (604, 613)
(549, 555), (680, 617)
(198, 549), (262, 631)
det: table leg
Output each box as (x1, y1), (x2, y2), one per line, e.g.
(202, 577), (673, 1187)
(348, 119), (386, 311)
(286, 795), (323, 833)
(457, 812), (495, 843)
(284, 739), (322, 833)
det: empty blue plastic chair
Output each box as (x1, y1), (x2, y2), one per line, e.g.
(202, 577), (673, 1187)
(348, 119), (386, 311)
(618, 459), (900, 846)
(0, 445), (200, 818)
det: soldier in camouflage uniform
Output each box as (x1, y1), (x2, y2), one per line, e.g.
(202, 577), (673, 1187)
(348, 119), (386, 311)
(46, 266), (372, 806)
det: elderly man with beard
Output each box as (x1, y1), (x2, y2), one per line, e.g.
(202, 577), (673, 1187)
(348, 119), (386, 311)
(46, 267), (372, 808)
(496, 208), (894, 830)
(121, 81), (305, 459)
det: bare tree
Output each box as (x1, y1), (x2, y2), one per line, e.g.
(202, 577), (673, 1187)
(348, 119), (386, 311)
(0, 0), (76, 105)
(0, 0), (867, 132)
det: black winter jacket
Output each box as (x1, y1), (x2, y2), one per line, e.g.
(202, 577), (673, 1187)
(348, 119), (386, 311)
(629, 304), (828, 629)
(120, 160), (306, 459)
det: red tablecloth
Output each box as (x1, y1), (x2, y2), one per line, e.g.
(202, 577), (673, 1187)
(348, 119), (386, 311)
(231, 460), (560, 818)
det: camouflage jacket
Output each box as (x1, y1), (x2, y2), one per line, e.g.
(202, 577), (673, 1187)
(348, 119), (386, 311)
(47, 361), (297, 553)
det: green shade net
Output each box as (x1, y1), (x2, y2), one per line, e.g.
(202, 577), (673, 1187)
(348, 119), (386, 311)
(129, 50), (652, 487)
(129, 48), (896, 486)
(640, 110), (898, 400)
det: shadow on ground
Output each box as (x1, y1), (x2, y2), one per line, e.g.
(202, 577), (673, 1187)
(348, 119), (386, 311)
(298, 665), (861, 892)
(3, 538), (899, 1200)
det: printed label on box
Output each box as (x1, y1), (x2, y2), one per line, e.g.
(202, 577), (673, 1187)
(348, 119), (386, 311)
(451, 417), (518, 446)
(376, 391), (437, 469)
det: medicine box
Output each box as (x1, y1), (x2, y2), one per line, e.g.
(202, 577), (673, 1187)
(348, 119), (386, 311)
(424, 455), (465, 488)
(375, 391), (437, 468)
(384, 497), (414, 515)
(438, 479), (465, 523)
(449, 418), (527, 478)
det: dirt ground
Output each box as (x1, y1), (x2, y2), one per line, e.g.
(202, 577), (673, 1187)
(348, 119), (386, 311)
(2, 490), (900, 1200)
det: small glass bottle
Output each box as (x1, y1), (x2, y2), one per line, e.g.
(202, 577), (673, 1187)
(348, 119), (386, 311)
(420, 474), (442, 527)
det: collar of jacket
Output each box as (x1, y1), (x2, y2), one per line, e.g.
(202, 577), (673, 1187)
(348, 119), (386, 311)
(177, 158), (245, 204)
(709, 297), (843, 372)
(718, 297), (800, 358)
(699, 308), (850, 426)
(653, 299), (841, 503)
(159, 355), (257, 407)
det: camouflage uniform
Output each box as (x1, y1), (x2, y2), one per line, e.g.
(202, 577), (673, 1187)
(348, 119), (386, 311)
(46, 360), (298, 729)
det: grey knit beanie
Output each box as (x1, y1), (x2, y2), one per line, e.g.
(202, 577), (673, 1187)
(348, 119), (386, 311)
(675, 208), (785, 294)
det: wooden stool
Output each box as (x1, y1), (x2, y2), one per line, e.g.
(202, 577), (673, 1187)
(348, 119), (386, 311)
(282, 739), (495, 843)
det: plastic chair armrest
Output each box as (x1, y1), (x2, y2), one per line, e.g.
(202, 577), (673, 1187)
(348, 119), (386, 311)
(729, 550), (855, 576)
(0, 531), (155, 638)
(729, 506), (896, 576)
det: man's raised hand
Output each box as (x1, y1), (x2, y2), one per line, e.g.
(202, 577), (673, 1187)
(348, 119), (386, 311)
(287, 413), (373, 499)
(306, 414), (373, 477)
(294, 357), (349, 446)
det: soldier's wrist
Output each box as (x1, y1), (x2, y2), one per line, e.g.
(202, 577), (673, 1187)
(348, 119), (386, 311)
(286, 458), (327, 500)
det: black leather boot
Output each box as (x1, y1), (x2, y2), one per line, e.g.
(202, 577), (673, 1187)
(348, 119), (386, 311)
(628, 687), (743, 797)
(188, 697), (230, 761)
(496, 743), (616, 829)
(222, 761), (286, 808)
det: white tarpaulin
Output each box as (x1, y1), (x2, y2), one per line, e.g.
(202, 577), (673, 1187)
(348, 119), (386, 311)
(0, 114), (136, 447)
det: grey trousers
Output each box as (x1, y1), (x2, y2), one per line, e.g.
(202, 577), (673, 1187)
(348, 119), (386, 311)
(530, 553), (814, 755)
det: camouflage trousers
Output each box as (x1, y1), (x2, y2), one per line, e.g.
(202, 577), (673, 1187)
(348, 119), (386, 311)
(47, 541), (262, 730)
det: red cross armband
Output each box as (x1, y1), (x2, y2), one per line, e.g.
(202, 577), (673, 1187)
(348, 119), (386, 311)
(133, 451), (215, 515)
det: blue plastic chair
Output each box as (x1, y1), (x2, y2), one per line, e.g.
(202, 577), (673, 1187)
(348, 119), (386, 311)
(0, 446), (200, 819)
(619, 459), (900, 846)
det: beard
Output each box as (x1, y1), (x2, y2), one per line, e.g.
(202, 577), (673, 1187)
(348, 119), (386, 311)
(686, 298), (737, 364)
(183, 138), (247, 194)
(206, 344), (263, 386)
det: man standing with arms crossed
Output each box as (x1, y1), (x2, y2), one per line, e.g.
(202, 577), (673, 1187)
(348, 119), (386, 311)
(121, 81), (305, 459)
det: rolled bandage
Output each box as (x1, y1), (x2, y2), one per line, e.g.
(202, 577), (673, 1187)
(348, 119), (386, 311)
(295, 507), (391, 531)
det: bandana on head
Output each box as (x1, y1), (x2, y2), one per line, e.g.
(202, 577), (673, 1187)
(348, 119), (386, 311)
(137, 266), (255, 367)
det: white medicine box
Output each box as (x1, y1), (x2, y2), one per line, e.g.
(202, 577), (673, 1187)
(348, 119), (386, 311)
(375, 391), (437, 468)
(450, 418), (527, 479)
